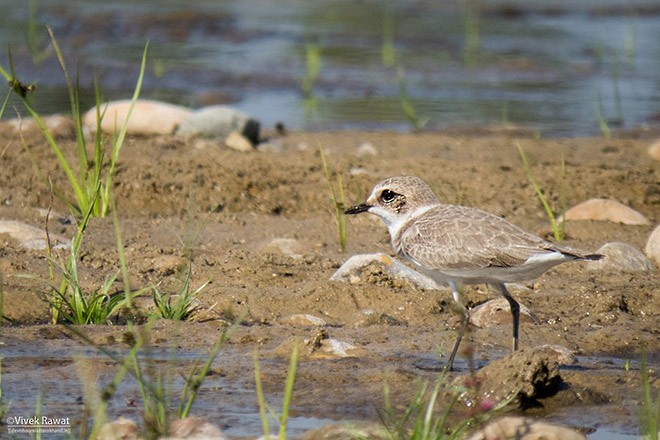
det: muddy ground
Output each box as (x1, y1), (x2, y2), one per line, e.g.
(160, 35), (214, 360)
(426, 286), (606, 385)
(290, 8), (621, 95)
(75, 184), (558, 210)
(0, 125), (658, 438)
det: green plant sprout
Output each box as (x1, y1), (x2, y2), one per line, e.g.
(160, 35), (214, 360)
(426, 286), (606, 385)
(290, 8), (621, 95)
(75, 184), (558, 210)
(640, 355), (658, 440)
(516, 142), (567, 242)
(320, 147), (348, 252)
(302, 40), (321, 98)
(397, 67), (427, 132)
(381, 10), (396, 67)
(254, 341), (300, 440)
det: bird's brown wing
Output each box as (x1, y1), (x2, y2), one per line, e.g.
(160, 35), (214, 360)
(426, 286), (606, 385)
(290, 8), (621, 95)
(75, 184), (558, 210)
(395, 205), (556, 270)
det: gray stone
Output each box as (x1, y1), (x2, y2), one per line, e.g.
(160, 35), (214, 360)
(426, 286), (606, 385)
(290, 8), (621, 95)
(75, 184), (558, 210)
(469, 297), (534, 328)
(164, 416), (227, 440)
(331, 253), (440, 290)
(176, 105), (259, 145)
(0, 220), (70, 250)
(224, 131), (253, 152)
(562, 198), (650, 225)
(467, 416), (585, 440)
(645, 224), (660, 267)
(96, 417), (140, 440)
(587, 242), (654, 272)
(280, 313), (327, 327)
(85, 99), (191, 135)
(302, 422), (390, 440)
(648, 139), (660, 161)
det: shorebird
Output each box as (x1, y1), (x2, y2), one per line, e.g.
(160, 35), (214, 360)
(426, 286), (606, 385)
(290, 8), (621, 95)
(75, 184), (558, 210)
(345, 176), (602, 370)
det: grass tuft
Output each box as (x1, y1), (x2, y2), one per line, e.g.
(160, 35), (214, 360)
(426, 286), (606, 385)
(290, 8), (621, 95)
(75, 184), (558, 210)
(0, 28), (148, 218)
(151, 264), (209, 321)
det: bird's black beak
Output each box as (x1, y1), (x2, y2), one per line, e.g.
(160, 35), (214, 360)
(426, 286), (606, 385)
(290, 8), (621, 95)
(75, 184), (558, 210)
(345, 203), (371, 215)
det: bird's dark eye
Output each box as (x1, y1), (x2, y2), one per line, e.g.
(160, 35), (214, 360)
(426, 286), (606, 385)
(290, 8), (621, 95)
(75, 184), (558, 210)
(380, 189), (397, 203)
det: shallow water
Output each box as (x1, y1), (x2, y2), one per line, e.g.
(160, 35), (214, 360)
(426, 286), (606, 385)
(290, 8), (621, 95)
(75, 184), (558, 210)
(1, 0), (660, 136)
(2, 335), (651, 439)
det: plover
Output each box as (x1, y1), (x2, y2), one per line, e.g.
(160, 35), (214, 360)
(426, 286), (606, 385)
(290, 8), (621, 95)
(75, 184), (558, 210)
(345, 176), (602, 370)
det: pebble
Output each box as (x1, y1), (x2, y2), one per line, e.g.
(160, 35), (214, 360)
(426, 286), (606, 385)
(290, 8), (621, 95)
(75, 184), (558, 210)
(176, 105), (260, 146)
(648, 139), (660, 161)
(274, 333), (365, 359)
(256, 138), (284, 153)
(0, 219), (70, 250)
(163, 416), (228, 440)
(84, 99), (192, 135)
(280, 313), (327, 327)
(356, 142), (378, 156)
(96, 417), (140, 440)
(467, 416), (585, 440)
(587, 242), (654, 272)
(330, 253), (440, 290)
(469, 297), (534, 328)
(645, 224), (660, 267)
(302, 422), (389, 440)
(534, 344), (577, 365)
(0, 114), (75, 139)
(263, 237), (304, 259)
(562, 198), (650, 225)
(224, 131), (254, 152)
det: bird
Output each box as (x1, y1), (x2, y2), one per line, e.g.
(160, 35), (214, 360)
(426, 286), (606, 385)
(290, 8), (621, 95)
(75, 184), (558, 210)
(345, 176), (602, 370)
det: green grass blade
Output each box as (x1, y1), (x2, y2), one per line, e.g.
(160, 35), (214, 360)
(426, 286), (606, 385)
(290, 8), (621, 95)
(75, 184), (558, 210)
(516, 142), (562, 241)
(278, 341), (299, 440)
(254, 350), (271, 440)
(102, 42), (149, 216)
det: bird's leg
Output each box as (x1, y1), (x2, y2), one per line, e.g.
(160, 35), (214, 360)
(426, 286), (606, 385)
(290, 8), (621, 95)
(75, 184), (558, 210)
(493, 283), (520, 351)
(446, 281), (469, 371)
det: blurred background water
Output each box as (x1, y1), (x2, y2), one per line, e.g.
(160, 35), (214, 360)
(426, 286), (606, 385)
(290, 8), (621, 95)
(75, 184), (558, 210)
(1, 0), (660, 136)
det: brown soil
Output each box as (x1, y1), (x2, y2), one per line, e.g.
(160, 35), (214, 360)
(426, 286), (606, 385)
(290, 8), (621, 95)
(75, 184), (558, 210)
(0, 126), (658, 438)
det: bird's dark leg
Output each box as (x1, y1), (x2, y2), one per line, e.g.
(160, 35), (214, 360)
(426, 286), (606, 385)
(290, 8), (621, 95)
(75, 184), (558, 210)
(493, 283), (520, 351)
(446, 281), (468, 371)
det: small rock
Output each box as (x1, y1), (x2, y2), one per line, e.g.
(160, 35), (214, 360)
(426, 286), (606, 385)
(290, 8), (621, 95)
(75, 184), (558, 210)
(469, 297), (534, 328)
(149, 255), (188, 277)
(349, 167), (370, 176)
(263, 237), (304, 259)
(274, 332), (365, 359)
(224, 131), (254, 152)
(85, 99), (192, 135)
(453, 346), (563, 406)
(280, 313), (327, 327)
(648, 139), (660, 161)
(356, 142), (378, 156)
(0, 114), (75, 139)
(96, 417), (141, 440)
(256, 138), (284, 153)
(331, 253), (440, 290)
(302, 422), (390, 440)
(562, 198), (650, 225)
(645, 224), (660, 266)
(352, 308), (407, 328)
(164, 416), (227, 440)
(535, 344), (576, 366)
(176, 105), (259, 145)
(0, 219), (70, 250)
(467, 416), (585, 440)
(587, 242), (654, 272)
